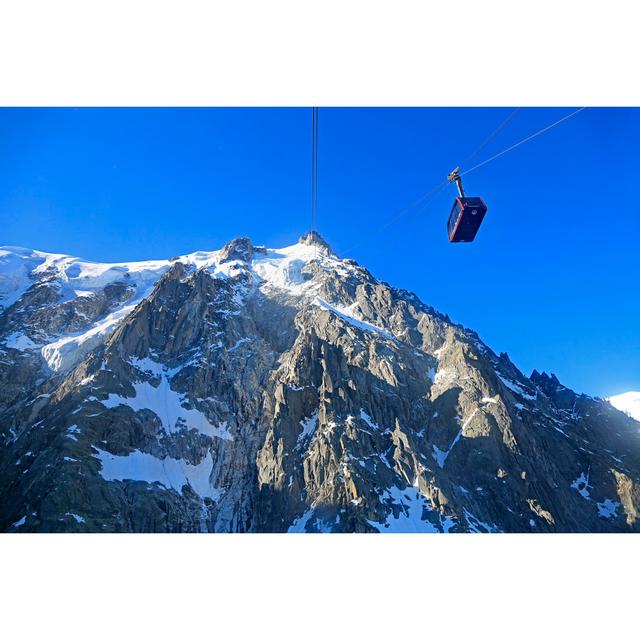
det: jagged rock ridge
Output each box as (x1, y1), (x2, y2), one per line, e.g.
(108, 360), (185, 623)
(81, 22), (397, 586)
(1, 235), (639, 532)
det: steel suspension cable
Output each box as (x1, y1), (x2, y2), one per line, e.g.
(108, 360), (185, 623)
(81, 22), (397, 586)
(311, 107), (319, 231)
(459, 107), (586, 177)
(461, 107), (522, 168)
(341, 180), (449, 254)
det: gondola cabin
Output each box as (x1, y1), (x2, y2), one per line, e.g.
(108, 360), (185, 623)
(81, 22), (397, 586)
(447, 196), (488, 243)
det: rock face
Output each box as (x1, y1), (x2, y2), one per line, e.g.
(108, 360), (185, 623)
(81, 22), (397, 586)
(1, 237), (639, 533)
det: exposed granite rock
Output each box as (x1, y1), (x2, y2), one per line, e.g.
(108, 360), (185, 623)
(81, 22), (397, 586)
(219, 237), (254, 263)
(612, 469), (639, 525)
(1, 234), (639, 533)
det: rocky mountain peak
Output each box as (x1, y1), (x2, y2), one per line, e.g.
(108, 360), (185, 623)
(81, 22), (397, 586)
(298, 230), (332, 254)
(530, 369), (563, 392)
(219, 237), (254, 263)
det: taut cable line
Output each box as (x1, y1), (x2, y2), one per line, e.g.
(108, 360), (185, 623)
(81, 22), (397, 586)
(339, 107), (586, 256)
(459, 107), (586, 178)
(311, 107), (319, 232)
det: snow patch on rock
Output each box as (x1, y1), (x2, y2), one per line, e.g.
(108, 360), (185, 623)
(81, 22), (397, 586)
(100, 377), (232, 440)
(314, 297), (393, 339)
(497, 373), (536, 400)
(596, 498), (619, 519)
(367, 485), (441, 533)
(297, 412), (319, 447)
(4, 331), (38, 351)
(570, 471), (591, 499)
(95, 448), (221, 500)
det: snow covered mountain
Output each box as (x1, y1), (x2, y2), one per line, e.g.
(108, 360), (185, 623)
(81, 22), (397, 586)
(608, 392), (640, 423)
(1, 232), (639, 532)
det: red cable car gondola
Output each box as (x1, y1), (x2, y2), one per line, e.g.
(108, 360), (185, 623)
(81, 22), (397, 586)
(446, 167), (488, 243)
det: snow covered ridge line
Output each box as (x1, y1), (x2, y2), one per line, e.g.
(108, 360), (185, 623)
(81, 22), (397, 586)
(0, 237), (347, 315)
(607, 392), (640, 423)
(1, 238), (350, 373)
(313, 297), (394, 339)
(0, 236), (347, 309)
(0, 245), (189, 309)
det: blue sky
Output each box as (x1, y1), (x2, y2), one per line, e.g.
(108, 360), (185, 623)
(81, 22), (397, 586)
(1, 107), (638, 397)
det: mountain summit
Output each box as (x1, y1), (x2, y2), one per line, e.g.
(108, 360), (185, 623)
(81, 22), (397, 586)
(298, 229), (332, 253)
(1, 238), (639, 532)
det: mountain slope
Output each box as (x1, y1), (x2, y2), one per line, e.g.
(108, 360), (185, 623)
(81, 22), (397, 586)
(1, 233), (639, 532)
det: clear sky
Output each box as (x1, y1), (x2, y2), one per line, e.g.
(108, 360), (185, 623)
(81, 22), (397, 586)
(1, 107), (638, 397)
